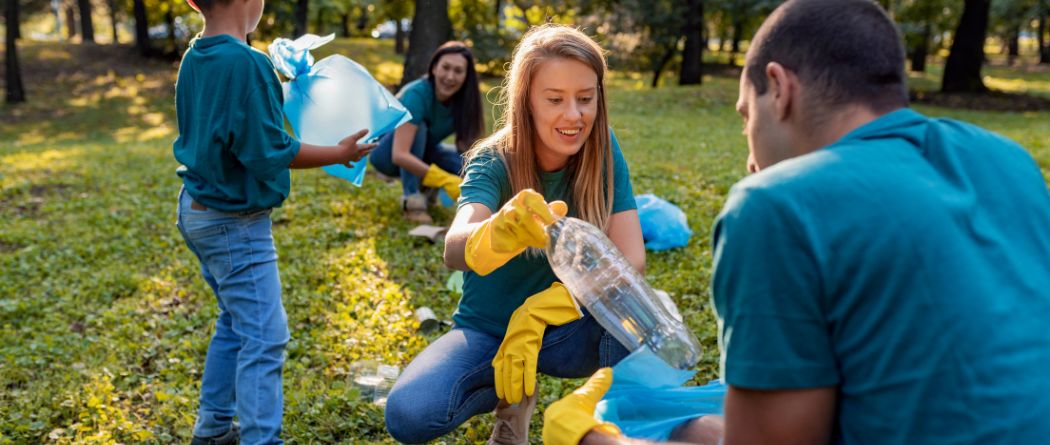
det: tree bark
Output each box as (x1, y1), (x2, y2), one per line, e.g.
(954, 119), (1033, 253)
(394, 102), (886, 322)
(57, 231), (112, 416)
(78, 0), (95, 43)
(401, 0), (451, 86)
(651, 40), (678, 88)
(395, 17), (406, 54)
(942, 0), (990, 93)
(108, 0), (120, 43)
(910, 22), (930, 73)
(165, 8), (178, 54)
(341, 13), (350, 37)
(679, 0), (703, 86)
(1040, 11), (1049, 64)
(66, 5), (77, 39)
(5, 0), (26, 103)
(1007, 24), (1020, 65)
(133, 0), (151, 57)
(294, 0), (309, 37)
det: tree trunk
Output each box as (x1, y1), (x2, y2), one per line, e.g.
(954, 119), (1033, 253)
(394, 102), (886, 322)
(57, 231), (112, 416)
(730, 18), (743, 56)
(5, 0), (27, 103)
(495, 0), (502, 29)
(401, 0), (451, 86)
(910, 22), (930, 73)
(108, 0), (120, 43)
(66, 5), (77, 39)
(679, 0), (703, 86)
(651, 40), (678, 88)
(1007, 24), (1020, 65)
(165, 8), (178, 54)
(1040, 11), (1049, 64)
(294, 0), (309, 37)
(942, 0), (990, 93)
(395, 17), (406, 54)
(78, 0), (95, 43)
(12, 0), (20, 39)
(314, 6), (326, 35)
(133, 0), (151, 57)
(341, 13), (350, 37)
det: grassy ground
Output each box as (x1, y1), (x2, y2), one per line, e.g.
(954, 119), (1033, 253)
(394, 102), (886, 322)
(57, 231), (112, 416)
(1, 38), (1048, 444)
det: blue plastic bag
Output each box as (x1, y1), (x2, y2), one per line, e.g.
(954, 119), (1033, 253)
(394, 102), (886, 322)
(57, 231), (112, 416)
(635, 194), (692, 250)
(595, 347), (725, 441)
(269, 34), (412, 186)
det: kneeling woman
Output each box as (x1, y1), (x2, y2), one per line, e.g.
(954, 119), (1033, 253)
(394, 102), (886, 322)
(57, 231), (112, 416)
(385, 25), (646, 444)
(369, 41), (485, 223)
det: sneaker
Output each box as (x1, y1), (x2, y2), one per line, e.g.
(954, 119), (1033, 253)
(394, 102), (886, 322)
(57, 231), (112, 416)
(486, 393), (537, 445)
(402, 193), (433, 224)
(190, 423), (239, 445)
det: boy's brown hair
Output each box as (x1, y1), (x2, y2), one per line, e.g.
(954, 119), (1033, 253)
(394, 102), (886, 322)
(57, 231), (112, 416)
(187, 0), (235, 13)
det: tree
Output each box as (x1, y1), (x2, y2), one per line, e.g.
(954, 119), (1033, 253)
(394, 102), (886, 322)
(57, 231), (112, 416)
(5, 0), (27, 103)
(132, 0), (151, 56)
(78, 0), (95, 42)
(897, 0), (955, 73)
(294, 0), (309, 37)
(106, 0), (120, 43)
(679, 0), (703, 85)
(400, 0), (450, 86)
(942, 0), (991, 93)
(1042, 3), (1050, 63)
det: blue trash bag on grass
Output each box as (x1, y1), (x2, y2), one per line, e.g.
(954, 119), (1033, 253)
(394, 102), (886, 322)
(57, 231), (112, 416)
(595, 347), (725, 441)
(269, 34), (412, 186)
(636, 194), (692, 250)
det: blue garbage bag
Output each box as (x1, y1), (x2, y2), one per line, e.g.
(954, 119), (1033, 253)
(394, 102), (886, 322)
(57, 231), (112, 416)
(595, 347), (725, 441)
(635, 194), (692, 250)
(269, 34), (412, 186)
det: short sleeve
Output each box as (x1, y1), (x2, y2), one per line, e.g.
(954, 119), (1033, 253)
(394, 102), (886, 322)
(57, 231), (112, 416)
(232, 81), (300, 182)
(610, 131), (637, 213)
(398, 81), (430, 126)
(711, 186), (839, 390)
(458, 151), (506, 213)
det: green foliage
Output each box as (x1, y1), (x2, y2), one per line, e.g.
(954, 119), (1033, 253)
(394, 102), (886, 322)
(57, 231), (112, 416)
(2, 38), (1049, 444)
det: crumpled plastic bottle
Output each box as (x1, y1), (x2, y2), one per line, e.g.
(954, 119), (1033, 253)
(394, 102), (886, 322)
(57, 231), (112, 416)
(545, 217), (701, 370)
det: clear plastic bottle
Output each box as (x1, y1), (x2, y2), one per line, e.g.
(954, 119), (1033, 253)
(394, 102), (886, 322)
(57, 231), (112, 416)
(546, 217), (701, 370)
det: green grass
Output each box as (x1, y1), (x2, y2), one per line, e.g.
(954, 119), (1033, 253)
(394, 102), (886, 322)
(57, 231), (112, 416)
(2, 38), (1048, 444)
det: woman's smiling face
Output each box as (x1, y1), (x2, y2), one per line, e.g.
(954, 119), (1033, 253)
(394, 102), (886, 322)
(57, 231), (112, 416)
(528, 57), (598, 172)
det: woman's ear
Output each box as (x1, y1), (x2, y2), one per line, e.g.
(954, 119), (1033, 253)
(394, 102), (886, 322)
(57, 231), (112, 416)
(765, 62), (795, 122)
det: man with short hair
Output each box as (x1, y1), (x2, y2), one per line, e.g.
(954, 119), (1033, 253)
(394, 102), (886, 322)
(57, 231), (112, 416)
(542, 0), (1050, 444)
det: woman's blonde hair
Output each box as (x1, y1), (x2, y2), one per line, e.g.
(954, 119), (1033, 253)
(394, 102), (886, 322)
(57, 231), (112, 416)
(467, 25), (614, 230)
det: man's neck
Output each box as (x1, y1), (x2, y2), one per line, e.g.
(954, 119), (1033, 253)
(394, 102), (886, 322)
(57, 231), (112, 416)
(797, 104), (892, 153)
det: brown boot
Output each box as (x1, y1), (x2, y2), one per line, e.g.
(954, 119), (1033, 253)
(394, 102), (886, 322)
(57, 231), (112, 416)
(402, 193), (433, 224)
(486, 393), (537, 445)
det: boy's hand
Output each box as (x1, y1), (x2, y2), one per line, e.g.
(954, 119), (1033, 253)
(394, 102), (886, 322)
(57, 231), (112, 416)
(338, 129), (377, 165)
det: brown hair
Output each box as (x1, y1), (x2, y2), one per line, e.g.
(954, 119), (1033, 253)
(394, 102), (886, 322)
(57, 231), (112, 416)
(426, 41), (485, 153)
(467, 25), (614, 230)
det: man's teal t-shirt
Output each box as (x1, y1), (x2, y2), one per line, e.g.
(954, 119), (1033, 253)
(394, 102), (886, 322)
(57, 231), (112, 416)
(397, 78), (455, 147)
(173, 34), (301, 212)
(712, 108), (1050, 444)
(456, 133), (636, 337)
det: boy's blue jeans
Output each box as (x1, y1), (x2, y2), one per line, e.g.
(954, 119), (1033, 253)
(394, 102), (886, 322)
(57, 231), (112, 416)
(384, 315), (629, 444)
(369, 122), (463, 197)
(176, 188), (289, 445)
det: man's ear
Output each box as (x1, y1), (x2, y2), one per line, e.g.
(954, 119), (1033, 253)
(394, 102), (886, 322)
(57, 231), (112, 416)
(765, 62), (794, 122)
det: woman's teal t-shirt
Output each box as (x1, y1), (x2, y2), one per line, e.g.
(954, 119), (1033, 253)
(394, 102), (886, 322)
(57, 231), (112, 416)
(454, 133), (636, 337)
(397, 78), (455, 147)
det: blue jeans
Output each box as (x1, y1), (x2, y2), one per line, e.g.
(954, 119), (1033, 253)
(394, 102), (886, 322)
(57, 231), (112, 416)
(384, 315), (630, 443)
(369, 122), (464, 197)
(176, 188), (289, 445)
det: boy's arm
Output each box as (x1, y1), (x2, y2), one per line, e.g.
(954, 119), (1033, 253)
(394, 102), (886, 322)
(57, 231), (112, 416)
(289, 129), (377, 169)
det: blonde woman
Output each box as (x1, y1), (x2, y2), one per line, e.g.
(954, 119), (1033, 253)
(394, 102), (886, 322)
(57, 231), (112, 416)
(385, 25), (645, 444)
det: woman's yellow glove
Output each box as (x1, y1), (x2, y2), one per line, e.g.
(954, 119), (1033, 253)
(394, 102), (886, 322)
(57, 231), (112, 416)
(493, 282), (582, 404)
(543, 368), (623, 445)
(464, 189), (568, 276)
(421, 164), (462, 201)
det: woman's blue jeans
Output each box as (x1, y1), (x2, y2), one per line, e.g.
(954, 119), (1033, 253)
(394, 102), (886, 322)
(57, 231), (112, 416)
(369, 122), (464, 197)
(176, 188), (289, 445)
(384, 315), (630, 444)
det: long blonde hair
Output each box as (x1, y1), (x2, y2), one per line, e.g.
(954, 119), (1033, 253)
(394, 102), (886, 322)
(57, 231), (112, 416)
(467, 25), (614, 231)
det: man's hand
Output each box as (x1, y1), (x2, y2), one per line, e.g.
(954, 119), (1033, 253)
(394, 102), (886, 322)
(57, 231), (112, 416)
(337, 129), (377, 165)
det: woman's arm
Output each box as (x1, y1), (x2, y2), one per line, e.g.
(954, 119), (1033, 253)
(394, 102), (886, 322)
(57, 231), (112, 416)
(390, 123), (431, 177)
(444, 202), (494, 271)
(606, 209), (646, 275)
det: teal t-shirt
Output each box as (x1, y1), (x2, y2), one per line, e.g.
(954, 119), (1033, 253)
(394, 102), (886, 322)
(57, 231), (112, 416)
(173, 34), (301, 212)
(712, 108), (1050, 444)
(455, 133), (636, 337)
(397, 78), (455, 147)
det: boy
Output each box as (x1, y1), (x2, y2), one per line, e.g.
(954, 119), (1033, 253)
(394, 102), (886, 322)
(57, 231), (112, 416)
(173, 0), (375, 443)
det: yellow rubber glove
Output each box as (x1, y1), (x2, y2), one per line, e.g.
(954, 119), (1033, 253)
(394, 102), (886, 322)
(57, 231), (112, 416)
(543, 368), (622, 445)
(493, 282), (582, 404)
(464, 189), (568, 276)
(421, 164), (462, 201)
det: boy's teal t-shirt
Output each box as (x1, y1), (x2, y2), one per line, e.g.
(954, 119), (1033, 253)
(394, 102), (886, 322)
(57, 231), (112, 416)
(397, 78), (455, 147)
(455, 133), (636, 337)
(712, 108), (1050, 443)
(173, 34), (301, 212)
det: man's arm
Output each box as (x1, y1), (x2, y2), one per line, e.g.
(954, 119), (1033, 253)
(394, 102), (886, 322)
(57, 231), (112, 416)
(723, 386), (836, 445)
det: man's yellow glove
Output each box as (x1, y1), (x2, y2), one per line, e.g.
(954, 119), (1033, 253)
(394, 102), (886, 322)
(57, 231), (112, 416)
(543, 368), (622, 445)
(421, 164), (462, 201)
(464, 189), (568, 276)
(493, 282), (582, 404)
